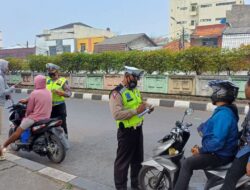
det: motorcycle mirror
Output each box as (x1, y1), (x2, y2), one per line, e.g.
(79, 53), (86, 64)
(185, 108), (193, 116)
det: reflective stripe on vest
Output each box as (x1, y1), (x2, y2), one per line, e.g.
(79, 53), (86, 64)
(116, 87), (144, 128)
(46, 77), (66, 105)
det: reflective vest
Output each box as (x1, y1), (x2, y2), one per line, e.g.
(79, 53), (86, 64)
(116, 87), (144, 128)
(46, 77), (66, 106)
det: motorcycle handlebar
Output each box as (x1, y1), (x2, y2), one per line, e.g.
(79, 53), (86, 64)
(6, 99), (26, 110)
(175, 121), (192, 128)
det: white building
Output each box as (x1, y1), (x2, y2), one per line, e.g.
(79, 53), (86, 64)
(169, 0), (244, 40)
(222, 5), (250, 49)
(36, 22), (115, 55)
(222, 28), (250, 49)
(0, 31), (3, 49)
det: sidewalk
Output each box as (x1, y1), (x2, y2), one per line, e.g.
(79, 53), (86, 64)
(0, 152), (207, 190)
(0, 153), (204, 190)
(0, 153), (81, 190)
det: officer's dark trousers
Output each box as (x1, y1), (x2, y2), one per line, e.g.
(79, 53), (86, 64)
(174, 154), (232, 190)
(114, 125), (143, 190)
(51, 103), (68, 135)
(221, 152), (250, 190)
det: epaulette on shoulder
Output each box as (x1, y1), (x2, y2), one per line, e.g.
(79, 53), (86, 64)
(109, 84), (125, 99)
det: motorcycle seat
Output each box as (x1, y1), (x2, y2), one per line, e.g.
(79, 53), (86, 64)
(207, 163), (232, 171)
(32, 118), (58, 126)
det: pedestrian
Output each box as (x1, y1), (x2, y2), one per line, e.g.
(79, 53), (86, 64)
(0, 59), (16, 135)
(174, 80), (239, 190)
(109, 66), (154, 190)
(220, 79), (250, 190)
(46, 63), (72, 139)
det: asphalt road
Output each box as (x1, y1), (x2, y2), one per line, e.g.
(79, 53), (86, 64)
(0, 94), (245, 190)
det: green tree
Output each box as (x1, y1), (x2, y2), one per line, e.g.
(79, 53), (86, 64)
(84, 53), (101, 74)
(138, 50), (171, 74)
(99, 52), (125, 74)
(6, 57), (23, 72)
(177, 47), (214, 75)
(28, 55), (49, 72)
(238, 45), (250, 72)
(209, 48), (228, 75)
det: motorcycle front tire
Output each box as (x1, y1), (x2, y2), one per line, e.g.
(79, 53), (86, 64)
(139, 166), (172, 190)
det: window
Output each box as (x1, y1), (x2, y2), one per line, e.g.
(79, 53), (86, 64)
(80, 43), (86, 52)
(201, 4), (212, 8)
(191, 20), (196, 26)
(191, 3), (198, 11)
(180, 7), (188, 10)
(49, 46), (56, 56)
(216, 1), (236, 6)
(63, 45), (71, 53)
(200, 19), (212, 22)
(202, 38), (218, 47)
(177, 21), (187, 24)
(217, 18), (227, 24)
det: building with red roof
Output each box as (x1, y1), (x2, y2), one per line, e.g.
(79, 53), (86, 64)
(191, 24), (227, 47)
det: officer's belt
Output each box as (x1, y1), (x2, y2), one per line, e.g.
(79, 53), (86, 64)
(52, 101), (65, 106)
(120, 122), (143, 130)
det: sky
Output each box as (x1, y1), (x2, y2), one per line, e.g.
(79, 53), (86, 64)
(0, 0), (249, 47)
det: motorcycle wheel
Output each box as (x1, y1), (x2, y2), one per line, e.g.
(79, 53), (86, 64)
(139, 166), (172, 190)
(8, 128), (20, 151)
(47, 134), (66, 163)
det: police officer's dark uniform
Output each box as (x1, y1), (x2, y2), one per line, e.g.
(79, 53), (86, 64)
(109, 66), (152, 190)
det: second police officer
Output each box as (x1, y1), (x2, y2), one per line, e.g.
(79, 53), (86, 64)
(46, 63), (72, 139)
(109, 66), (154, 190)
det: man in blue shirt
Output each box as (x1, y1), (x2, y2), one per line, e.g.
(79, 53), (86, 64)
(174, 80), (239, 190)
(221, 79), (250, 190)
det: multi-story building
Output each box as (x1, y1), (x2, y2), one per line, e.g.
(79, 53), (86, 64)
(36, 22), (115, 55)
(0, 31), (3, 49)
(169, 0), (244, 40)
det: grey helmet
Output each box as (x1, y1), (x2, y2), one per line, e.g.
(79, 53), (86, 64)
(124, 66), (144, 80)
(208, 80), (239, 105)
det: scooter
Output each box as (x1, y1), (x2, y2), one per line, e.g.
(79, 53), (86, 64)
(7, 100), (68, 163)
(204, 164), (250, 190)
(138, 109), (250, 190)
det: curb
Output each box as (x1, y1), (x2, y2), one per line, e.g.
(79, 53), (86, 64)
(4, 153), (114, 190)
(16, 88), (249, 115)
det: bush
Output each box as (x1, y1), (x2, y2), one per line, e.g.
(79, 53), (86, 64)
(14, 45), (250, 75)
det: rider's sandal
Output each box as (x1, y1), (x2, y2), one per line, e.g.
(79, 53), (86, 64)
(0, 155), (6, 161)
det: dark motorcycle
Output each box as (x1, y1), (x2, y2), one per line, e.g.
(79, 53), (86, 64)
(8, 102), (66, 163)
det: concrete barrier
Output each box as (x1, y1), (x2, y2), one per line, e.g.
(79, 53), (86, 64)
(168, 76), (196, 95)
(104, 74), (123, 90)
(70, 74), (87, 88)
(231, 76), (248, 99)
(143, 75), (168, 93)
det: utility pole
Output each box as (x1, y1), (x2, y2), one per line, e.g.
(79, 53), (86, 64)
(179, 27), (185, 50)
(170, 17), (185, 50)
(182, 27), (185, 50)
(171, 17), (185, 50)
